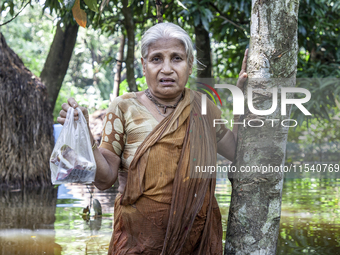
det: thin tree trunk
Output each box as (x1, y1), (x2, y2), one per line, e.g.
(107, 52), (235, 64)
(111, 34), (125, 101)
(122, 0), (138, 92)
(195, 22), (212, 78)
(40, 21), (79, 111)
(225, 1), (300, 254)
(156, 0), (163, 23)
(85, 38), (100, 86)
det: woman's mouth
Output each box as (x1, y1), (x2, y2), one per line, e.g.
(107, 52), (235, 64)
(159, 78), (175, 85)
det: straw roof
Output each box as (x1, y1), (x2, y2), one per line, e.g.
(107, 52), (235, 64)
(0, 33), (54, 188)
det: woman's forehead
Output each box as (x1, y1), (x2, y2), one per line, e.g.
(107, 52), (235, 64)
(148, 38), (186, 55)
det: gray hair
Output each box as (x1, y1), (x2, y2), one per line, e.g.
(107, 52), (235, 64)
(141, 22), (194, 67)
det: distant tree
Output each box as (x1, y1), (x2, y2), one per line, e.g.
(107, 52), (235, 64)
(112, 34), (125, 100)
(121, 0), (138, 92)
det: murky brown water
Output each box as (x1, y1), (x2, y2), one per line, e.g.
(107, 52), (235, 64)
(0, 178), (339, 254)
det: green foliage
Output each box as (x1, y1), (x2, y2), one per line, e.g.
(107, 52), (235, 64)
(44, 0), (99, 25)
(297, 0), (340, 78)
(287, 111), (340, 163)
(1, 1), (114, 122)
(0, 0), (32, 18)
(293, 0), (340, 121)
(83, 0), (98, 12)
(54, 82), (109, 123)
(0, 2), (55, 77)
(60, 0), (76, 11)
(289, 78), (340, 123)
(180, 0), (214, 31)
(66, 27), (119, 100)
(118, 76), (148, 96)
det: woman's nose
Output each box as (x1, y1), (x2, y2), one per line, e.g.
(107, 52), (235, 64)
(161, 59), (173, 73)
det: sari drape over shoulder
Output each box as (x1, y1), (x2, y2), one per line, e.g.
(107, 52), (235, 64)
(108, 88), (223, 255)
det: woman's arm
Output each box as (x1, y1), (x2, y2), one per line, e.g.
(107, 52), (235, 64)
(217, 115), (241, 161)
(91, 134), (120, 190)
(57, 98), (120, 190)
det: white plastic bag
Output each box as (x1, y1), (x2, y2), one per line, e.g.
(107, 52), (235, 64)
(50, 107), (96, 184)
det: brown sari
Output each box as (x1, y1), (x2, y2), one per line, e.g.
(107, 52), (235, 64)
(108, 88), (223, 255)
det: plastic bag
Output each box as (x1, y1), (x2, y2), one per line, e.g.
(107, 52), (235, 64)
(50, 107), (96, 184)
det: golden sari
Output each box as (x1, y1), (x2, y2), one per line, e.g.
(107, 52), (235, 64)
(108, 88), (223, 255)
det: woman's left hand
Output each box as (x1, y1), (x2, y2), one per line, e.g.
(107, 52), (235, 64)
(236, 48), (248, 91)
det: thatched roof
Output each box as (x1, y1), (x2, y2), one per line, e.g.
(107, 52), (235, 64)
(0, 33), (54, 188)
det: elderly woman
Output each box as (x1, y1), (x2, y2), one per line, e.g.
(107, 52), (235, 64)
(58, 22), (247, 255)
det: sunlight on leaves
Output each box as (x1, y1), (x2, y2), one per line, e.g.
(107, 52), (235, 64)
(177, 0), (188, 10)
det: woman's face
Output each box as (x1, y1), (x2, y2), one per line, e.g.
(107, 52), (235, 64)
(141, 38), (192, 100)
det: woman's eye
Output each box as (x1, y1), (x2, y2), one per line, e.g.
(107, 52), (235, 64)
(152, 57), (160, 62)
(174, 56), (182, 61)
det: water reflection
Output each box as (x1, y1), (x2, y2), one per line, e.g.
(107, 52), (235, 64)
(277, 178), (340, 254)
(277, 221), (340, 254)
(0, 179), (339, 254)
(0, 187), (60, 254)
(216, 178), (340, 254)
(54, 184), (118, 255)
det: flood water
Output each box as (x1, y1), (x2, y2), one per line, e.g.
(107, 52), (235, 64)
(0, 178), (339, 255)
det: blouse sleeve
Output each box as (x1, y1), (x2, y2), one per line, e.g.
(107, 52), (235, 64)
(99, 98), (126, 157)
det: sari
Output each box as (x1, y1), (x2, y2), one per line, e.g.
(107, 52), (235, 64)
(107, 88), (223, 255)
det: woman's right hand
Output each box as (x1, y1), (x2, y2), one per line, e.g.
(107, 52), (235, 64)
(57, 97), (89, 126)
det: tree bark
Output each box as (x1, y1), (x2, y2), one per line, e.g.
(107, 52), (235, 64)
(111, 34), (125, 101)
(156, 0), (163, 23)
(225, 1), (300, 254)
(40, 21), (79, 111)
(122, 0), (138, 92)
(195, 22), (212, 78)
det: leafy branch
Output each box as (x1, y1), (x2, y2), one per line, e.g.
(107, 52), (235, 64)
(0, 0), (31, 27)
(209, 2), (247, 35)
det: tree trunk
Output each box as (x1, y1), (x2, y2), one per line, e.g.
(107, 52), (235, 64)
(0, 33), (54, 188)
(85, 38), (100, 86)
(122, 0), (138, 92)
(156, 0), (163, 23)
(225, 1), (300, 254)
(111, 34), (125, 101)
(195, 22), (212, 78)
(40, 21), (79, 111)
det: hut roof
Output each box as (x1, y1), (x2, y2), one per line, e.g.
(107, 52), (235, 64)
(0, 33), (54, 188)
